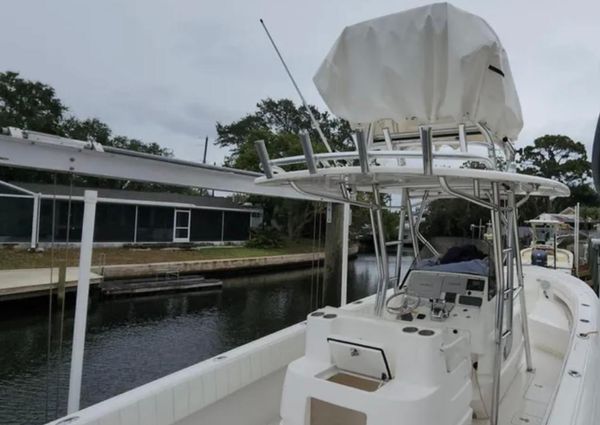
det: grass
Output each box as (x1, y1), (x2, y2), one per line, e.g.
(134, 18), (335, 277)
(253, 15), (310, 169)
(0, 240), (318, 270)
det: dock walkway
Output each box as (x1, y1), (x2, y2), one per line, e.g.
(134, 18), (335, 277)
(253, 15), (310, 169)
(0, 267), (103, 300)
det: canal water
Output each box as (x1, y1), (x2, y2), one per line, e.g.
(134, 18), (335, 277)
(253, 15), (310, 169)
(0, 254), (412, 425)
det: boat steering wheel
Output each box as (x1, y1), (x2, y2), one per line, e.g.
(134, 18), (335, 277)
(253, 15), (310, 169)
(385, 290), (420, 316)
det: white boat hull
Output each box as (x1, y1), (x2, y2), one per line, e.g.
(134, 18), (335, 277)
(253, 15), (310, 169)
(46, 266), (599, 425)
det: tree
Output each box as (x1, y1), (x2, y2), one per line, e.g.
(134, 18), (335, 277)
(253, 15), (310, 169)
(0, 71), (177, 191)
(217, 98), (352, 169)
(0, 71), (66, 134)
(517, 134), (598, 215)
(422, 199), (489, 239)
(517, 135), (591, 187)
(216, 98), (353, 239)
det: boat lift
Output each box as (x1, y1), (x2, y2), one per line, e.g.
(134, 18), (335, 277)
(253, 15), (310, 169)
(0, 127), (337, 414)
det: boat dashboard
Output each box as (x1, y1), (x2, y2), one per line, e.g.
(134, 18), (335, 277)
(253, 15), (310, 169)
(385, 268), (496, 354)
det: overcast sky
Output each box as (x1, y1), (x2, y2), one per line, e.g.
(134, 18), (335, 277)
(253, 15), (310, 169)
(1, 0), (598, 165)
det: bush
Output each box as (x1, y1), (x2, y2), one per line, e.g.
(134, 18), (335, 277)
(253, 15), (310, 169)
(245, 226), (284, 249)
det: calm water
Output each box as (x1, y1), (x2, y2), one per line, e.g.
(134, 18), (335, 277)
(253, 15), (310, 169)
(0, 254), (410, 425)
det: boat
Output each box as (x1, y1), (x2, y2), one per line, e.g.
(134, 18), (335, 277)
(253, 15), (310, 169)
(520, 217), (574, 272)
(38, 3), (599, 425)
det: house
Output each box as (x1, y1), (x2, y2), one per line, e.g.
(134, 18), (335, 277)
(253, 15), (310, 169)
(0, 181), (262, 247)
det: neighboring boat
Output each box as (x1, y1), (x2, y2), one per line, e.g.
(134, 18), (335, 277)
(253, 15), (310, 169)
(520, 218), (574, 272)
(45, 3), (599, 425)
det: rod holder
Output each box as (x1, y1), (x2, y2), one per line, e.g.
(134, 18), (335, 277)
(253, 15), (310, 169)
(254, 140), (273, 179)
(382, 127), (393, 149)
(420, 126), (433, 175)
(299, 131), (318, 174)
(355, 130), (370, 173)
(458, 123), (467, 152)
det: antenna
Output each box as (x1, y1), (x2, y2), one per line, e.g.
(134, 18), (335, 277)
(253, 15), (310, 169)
(202, 136), (209, 164)
(259, 18), (332, 153)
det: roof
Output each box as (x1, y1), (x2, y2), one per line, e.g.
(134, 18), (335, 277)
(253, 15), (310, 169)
(2, 182), (260, 211)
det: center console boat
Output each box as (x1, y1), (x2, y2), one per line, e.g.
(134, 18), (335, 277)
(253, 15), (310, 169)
(44, 3), (599, 425)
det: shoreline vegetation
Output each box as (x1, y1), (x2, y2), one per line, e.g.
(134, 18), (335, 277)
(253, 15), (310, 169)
(0, 239), (318, 270)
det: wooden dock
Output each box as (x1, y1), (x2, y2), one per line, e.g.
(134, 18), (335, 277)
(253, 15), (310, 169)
(100, 275), (222, 296)
(0, 267), (103, 301)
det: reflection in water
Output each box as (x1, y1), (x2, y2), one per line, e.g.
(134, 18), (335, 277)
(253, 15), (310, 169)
(0, 255), (411, 425)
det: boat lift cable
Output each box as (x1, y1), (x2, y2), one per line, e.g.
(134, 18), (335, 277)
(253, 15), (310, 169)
(55, 175), (74, 414)
(45, 174), (58, 421)
(259, 18), (333, 154)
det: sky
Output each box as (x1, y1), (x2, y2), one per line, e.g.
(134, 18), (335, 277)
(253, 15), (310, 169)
(1, 0), (598, 166)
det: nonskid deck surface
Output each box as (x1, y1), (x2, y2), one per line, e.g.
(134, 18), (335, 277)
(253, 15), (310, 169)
(260, 347), (563, 425)
(473, 348), (563, 425)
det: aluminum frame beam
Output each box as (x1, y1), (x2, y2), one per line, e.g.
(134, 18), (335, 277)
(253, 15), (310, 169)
(0, 133), (317, 201)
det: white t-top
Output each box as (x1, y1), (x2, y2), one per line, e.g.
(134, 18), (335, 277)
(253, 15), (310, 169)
(313, 3), (523, 141)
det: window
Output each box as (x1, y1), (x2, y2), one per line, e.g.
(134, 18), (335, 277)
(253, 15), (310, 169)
(136, 206), (173, 242)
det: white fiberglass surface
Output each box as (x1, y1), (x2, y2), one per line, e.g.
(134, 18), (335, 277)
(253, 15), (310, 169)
(472, 348), (564, 425)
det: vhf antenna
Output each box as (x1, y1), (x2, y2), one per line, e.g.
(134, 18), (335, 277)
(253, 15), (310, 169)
(259, 18), (333, 153)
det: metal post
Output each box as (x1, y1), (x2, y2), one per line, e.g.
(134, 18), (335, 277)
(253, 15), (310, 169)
(221, 211), (225, 242)
(255, 140), (273, 178)
(133, 205), (138, 243)
(369, 209), (383, 284)
(458, 123), (468, 152)
(30, 193), (41, 249)
(382, 127), (393, 150)
(67, 190), (97, 414)
(419, 126), (433, 175)
(490, 182), (504, 425)
(414, 191), (439, 257)
(510, 192), (533, 371)
(202, 136), (209, 164)
(372, 185), (389, 316)
(574, 203), (580, 276)
(404, 190), (421, 260)
(355, 131), (370, 174)
(395, 203), (407, 289)
(504, 197), (514, 359)
(299, 131), (318, 174)
(554, 232), (557, 269)
(340, 203), (350, 306)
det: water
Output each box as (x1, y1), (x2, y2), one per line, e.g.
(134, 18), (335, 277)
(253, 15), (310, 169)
(0, 255), (410, 425)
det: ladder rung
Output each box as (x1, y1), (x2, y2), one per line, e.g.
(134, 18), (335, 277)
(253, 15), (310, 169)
(502, 330), (512, 339)
(385, 240), (403, 246)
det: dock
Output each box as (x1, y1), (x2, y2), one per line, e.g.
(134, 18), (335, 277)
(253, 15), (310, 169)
(0, 246), (359, 301)
(0, 267), (103, 301)
(95, 246), (359, 279)
(100, 275), (222, 296)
